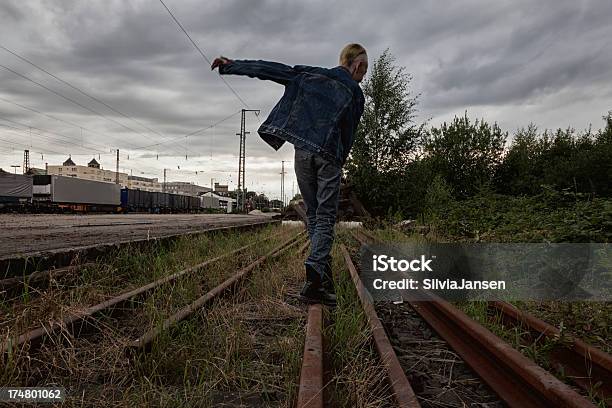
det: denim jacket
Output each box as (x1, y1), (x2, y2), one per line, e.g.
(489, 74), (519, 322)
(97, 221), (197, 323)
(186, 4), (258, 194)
(219, 60), (364, 166)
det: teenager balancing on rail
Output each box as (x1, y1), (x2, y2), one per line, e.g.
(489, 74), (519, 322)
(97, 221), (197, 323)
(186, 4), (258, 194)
(211, 44), (368, 306)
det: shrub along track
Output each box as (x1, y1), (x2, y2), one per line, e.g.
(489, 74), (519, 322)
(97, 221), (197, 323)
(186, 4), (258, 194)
(1, 225), (310, 406)
(346, 230), (597, 408)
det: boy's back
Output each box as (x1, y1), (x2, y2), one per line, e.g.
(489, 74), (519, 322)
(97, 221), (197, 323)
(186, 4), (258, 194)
(212, 44), (368, 305)
(219, 60), (364, 167)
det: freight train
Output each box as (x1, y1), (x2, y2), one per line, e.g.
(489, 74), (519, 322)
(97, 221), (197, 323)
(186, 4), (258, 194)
(0, 170), (220, 213)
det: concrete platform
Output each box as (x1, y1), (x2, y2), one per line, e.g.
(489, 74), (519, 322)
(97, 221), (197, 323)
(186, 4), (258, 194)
(0, 213), (275, 259)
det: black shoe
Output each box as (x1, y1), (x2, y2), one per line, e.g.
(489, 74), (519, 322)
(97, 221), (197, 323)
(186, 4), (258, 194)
(301, 264), (336, 306)
(300, 280), (320, 303)
(318, 287), (336, 307)
(322, 262), (335, 293)
(305, 263), (321, 284)
(299, 281), (337, 307)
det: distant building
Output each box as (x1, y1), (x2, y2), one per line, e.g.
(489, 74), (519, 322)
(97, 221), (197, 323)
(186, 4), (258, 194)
(203, 191), (235, 213)
(25, 167), (46, 176)
(47, 157), (161, 192)
(164, 181), (211, 195)
(47, 157), (128, 186)
(128, 175), (162, 192)
(270, 199), (283, 210)
(87, 158), (100, 168)
(214, 182), (229, 193)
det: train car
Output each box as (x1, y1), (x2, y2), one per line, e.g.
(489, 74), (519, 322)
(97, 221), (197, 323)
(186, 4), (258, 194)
(168, 193), (190, 213)
(121, 188), (154, 212)
(189, 195), (200, 211)
(0, 170), (32, 211)
(159, 192), (170, 212)
(2, 174), (206, 214)
(33, 175), (120, 212)
(200, 194), (219, 210)
(150, 190), (160, 212)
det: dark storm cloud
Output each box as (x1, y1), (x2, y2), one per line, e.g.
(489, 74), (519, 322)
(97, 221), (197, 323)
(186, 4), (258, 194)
(422, 1), (612, 110)
(0, 2), (24, 20)
(1, 0), (611, 194)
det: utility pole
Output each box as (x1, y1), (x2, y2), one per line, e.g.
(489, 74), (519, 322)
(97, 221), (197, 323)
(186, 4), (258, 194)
(163, 168), (167, 192)
(236, 131), (242, 209)
(237, 108), (260, 212)
(115, 149), (120, 185)
(10, 165), (20, 174)
(23, 149), (30, 174)
(280, 160), (286, 209)
(209, 177), (214, 209)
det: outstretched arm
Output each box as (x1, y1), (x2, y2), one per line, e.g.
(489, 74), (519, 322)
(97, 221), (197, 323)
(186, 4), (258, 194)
(211, 56), (313, 86)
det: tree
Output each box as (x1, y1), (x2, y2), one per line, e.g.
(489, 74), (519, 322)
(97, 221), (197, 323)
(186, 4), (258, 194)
(424, 113), (507, 198)
(495, 124), (542, 195)
(346, 49), (425, 216)
(252, 193), (269, 209)
(348, 48), (423, 174)
(496, 115), (612, 197)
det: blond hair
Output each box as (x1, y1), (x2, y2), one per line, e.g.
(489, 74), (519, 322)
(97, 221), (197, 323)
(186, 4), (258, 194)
(339, 43), (367, 66)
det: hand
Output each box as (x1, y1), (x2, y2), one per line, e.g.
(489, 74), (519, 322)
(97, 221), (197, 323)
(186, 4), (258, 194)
(211, 56), (232, 70)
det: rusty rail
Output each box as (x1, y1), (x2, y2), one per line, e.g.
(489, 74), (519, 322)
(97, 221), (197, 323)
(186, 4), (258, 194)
(298, 239), (310, 255)
(489, 299), (612, 402)
(297, 304), (324, 408)
(352, 231), (596, 408)
(0, 262), (96, 292)
(129, 231), (306, 350)
(340, 244), (421, 408)
(1, 228), (289, 354)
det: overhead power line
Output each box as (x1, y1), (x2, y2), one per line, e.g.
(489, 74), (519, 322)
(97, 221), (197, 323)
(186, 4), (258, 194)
(0, 122), (102, 155)
(157, 0), (250, 108)
(0, 96), (112, 151)
(0, 64), (144, 148)
(1, 45), (171, 143)
(0, 134), (67, 157)
(0, 116), (108, 154)
(131, 109), (242, 150)
(0, 46), (192, 158)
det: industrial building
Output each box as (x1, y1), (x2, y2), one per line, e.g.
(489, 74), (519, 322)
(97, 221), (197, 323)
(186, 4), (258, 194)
(164, 181), (211, 195)
(202, 191), (236, 213)
(46, 157), (161, 192)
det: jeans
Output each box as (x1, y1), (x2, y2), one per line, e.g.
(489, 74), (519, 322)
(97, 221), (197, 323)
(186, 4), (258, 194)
(294, 147), (342, 281)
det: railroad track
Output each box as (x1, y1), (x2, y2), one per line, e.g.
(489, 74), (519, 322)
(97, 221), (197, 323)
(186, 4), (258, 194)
(0, 262), (97, 294)
(0, 223), (286, 338)
(4, 226), (607, 406)
(489, 299), (612, 402)
(2, 228), (304, 359)
(345, 230), (603, 408)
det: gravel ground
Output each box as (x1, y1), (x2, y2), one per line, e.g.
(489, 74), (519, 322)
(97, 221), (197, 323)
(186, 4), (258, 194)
(377, 302), (504, 408)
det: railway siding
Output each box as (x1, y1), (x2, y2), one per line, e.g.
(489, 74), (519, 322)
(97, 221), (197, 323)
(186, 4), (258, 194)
(0, 214), (278, 277)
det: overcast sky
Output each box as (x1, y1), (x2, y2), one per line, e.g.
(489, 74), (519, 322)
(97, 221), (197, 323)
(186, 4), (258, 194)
(1, 0), (610, 199)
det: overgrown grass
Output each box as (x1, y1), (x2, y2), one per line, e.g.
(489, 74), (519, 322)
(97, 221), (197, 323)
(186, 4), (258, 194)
(1, 224), (286, 336)
(358, 224), (610, 407)
(458, 300), (610, 407)
(325, 231), (395, 408)
(1, 224), (307, 407)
